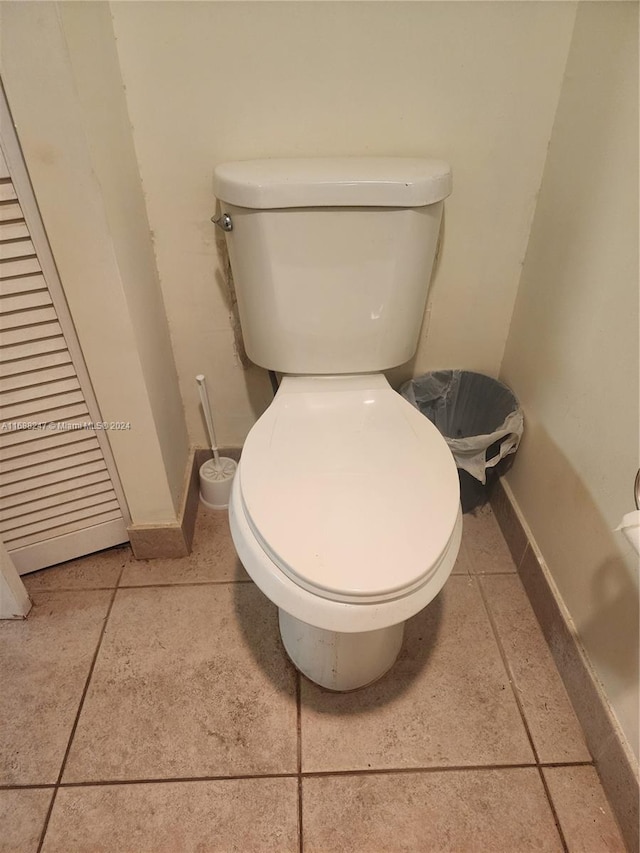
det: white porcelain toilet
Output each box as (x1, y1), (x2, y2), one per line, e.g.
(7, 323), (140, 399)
(213, 158), (461, 691)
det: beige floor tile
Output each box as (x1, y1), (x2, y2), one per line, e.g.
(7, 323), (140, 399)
(121, 508), (247, 585)
(302, 768), (563, 852)
(42, 777), (298, 853)
(300, 576), (533, 772)
(63, 584), (297, 782)
(481, 574), (591, 763)
(543, 766), (627, 852)
(463, 504), (517, 573)
(0, 591), (112, 785)
(23, 546), (131, 592)
(0, 788), (53, 853)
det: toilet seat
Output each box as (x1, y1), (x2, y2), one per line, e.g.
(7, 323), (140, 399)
(238, 374), (460, 604)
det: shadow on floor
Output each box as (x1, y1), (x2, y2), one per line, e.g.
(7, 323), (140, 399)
(233, 579), (445, 713)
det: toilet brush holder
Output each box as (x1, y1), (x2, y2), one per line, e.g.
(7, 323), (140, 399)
(199, 457), (237, 510)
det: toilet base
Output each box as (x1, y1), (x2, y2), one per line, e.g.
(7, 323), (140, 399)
(278, 609), (405, 691)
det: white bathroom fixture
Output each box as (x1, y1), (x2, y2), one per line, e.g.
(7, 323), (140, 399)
(195, 374), (237, 509)
(214, 158), (461, 690)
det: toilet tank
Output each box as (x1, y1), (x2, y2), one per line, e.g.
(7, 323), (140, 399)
(213, 158), (452, 374)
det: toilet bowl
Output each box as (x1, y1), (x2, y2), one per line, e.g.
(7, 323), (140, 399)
(213, 157), (458, 690)
(228, 373), (461, 690)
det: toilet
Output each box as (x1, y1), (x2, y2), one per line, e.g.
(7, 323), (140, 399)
(213, 158), (461, 691)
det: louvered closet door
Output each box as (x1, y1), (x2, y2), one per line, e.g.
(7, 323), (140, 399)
(0, 138), (129, 574)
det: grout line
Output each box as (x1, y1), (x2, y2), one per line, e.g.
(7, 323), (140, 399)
(54, 772), (299, 788)
(537, 764), (570, 853)
(474, 573), (569, 853)
(54, 763), (567, 787)
(473, 574), (541, 763)
(0, 784), (57, 791)
(115, 559), (126, 591)
(25, 585), (121, 594)
(1, 760), (597, 792)
(302, 763), (540, 779)
(296, 671), (303, 853)
(23, 578), (254, 594)
(36, 564), (125, 853)
(118, 579), (254, 589)
(468, 570), (521, 577)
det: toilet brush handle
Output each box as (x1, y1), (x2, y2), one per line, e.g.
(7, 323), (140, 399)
(196, 374), (221, 468)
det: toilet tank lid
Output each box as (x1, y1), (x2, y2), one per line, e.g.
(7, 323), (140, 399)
(213, 157), (452, 209)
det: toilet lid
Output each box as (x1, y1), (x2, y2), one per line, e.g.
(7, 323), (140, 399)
(239, 375), (460, 603)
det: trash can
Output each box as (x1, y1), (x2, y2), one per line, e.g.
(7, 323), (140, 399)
(400, 370), (524, 513)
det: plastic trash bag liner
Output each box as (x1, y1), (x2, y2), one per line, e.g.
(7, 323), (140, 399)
(400, 370), (523, 485)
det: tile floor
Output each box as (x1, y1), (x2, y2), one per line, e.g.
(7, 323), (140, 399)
(1, 505), (627, 852)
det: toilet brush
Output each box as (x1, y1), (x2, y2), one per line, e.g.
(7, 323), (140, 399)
(196, 374), (237, 509)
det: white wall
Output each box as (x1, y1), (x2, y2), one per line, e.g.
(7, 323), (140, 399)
(0, 2), (190, 524)
(109, 0), (578, 446)
(500, 1), (639, 758)
(59, 2), (191, 512)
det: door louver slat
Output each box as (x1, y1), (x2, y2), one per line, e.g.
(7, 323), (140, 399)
(1, 479), (115, 521)
(0, 406), (90, 448)
(0, 202), (23, 222)
(0, 134), (127, 572)
(1, 497), (121, 540)
(0, 273), (47, 298)
(0, 290), (52, 313)
(1, 434), (99, 473)
(0, 256), (41, 278)
(0, 333), (67, 362)
(0, 183), (18, 202)
(0, 349), (72, 379)
(0, 238), (35, 260)
(0, 459), (108, 499)
(0, 221), (29, 241)
(2, 447), (106, 486)
(2, 387), (85, 420)
(0, 414), (92, 453)
(4, 508), (124, 550)
(1, 470), (112, 510)
(0, 320), (63, 348)
(0, 305), (58, 331)
(1, 375), (81, 407)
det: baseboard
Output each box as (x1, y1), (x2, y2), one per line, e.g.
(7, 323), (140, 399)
(491, 478), (639, 853)
(127, 448), (201, 559)
(127, 446), (244, 560)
